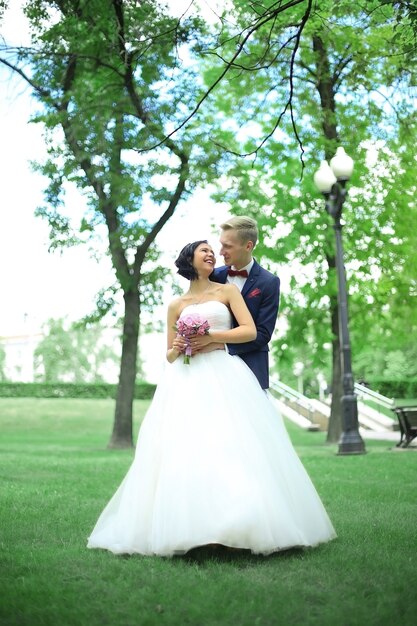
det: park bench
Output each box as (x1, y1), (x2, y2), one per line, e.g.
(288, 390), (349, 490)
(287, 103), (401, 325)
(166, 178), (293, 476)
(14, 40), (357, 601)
(392, 406), (417, 448)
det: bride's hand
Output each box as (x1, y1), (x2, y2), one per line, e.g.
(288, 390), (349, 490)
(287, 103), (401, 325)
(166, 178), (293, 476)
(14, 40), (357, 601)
(172, 335), (187, 353)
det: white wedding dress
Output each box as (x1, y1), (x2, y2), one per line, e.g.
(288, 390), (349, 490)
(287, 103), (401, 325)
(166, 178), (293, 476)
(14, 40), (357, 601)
(87, 301), (336, 556)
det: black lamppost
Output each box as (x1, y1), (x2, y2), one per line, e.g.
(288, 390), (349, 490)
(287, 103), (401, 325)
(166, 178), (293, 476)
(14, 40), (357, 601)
(314, 147), (366, 456)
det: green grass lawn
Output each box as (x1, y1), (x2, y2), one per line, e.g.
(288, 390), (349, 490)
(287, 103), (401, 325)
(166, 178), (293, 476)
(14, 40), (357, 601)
(1, 398), (416, 626)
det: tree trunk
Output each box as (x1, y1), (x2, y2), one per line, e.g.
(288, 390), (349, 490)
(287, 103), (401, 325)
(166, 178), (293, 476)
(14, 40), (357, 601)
(108, 289), (140, 448)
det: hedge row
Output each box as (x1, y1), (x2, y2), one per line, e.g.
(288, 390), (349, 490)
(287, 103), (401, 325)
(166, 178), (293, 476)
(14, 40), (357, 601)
(1, 378), (415, 401)
(366, 378), (417, 400)
(0, 382), (156, 400)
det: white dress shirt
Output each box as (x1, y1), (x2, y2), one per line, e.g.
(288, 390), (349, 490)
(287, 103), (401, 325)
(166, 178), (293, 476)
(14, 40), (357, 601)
(226, 259), (254, 292)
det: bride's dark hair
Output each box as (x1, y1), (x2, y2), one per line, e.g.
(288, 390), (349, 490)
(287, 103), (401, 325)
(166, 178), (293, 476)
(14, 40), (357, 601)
(175, 240), (208, 280)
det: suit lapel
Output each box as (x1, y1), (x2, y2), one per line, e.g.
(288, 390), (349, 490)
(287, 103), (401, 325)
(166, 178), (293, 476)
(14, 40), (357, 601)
(241, 260), (261, 298)
(214, 266), (229, 284)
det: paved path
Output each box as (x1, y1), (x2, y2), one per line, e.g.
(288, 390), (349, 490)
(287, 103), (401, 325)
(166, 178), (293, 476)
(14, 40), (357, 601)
(360, 429), (416, 448)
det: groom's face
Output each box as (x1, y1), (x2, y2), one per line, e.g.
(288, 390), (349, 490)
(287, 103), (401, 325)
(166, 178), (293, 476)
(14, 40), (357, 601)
(219, 229), (252, 269)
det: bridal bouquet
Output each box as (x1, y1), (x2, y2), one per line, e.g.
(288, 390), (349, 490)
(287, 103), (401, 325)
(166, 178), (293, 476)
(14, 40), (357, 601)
(176, 313), (210, 364)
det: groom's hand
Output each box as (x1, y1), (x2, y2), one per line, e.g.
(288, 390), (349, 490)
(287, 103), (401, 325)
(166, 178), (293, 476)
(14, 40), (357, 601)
(189, 333), (212, 352)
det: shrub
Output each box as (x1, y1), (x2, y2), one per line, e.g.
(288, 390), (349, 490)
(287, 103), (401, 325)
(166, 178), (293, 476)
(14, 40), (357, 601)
(0, 382), (156, 400)
(366, 378), (417, 400)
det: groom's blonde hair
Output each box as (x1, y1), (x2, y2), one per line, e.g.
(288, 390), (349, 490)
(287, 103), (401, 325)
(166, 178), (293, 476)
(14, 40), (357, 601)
(220, 216), (258, 246)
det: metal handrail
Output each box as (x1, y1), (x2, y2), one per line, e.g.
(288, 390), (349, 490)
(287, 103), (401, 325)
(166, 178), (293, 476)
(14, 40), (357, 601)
(270, 380), (314, 422)
(354, 382), (395, 410)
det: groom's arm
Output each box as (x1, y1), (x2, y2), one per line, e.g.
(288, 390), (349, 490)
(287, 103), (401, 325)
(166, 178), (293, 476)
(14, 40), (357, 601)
(228, 275), (280, 354)
(211, 267), (228, 284)
(198, 343), (225, 354)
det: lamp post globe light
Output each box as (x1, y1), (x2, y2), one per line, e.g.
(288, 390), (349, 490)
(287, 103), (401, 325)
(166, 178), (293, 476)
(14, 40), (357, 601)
(314, 147), (366, 455)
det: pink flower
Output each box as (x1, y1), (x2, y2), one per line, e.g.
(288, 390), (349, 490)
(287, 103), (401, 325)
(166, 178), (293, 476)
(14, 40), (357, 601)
(180, 314), (198, 327)
(175, 313), (211, 364)
(196, 320), (210, 335)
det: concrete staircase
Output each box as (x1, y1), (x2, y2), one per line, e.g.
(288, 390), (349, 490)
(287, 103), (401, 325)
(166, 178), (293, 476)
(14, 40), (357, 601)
(269, 380), (398, 438)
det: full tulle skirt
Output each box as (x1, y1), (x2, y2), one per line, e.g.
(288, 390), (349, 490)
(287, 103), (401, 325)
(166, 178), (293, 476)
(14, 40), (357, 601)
(87, 349), (336, 556)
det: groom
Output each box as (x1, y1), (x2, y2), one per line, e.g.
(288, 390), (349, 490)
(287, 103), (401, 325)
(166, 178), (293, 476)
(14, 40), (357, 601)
(211, 216), (280, 390)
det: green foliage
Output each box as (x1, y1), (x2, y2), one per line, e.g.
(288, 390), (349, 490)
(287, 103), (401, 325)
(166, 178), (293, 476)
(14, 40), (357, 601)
(202, 0), (417, 391)
(0, 381), (156, 399)
(80, 285), (120, 325)
(353, 325), (417, 379)
(34, 318), (119, 383)
(385, 0), (417, 43)
(365, 378), (417, 400)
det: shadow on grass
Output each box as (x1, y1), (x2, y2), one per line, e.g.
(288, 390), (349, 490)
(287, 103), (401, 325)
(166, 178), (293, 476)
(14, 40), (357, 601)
(179, 544), (306, 565)
(113, 543), (306, 565)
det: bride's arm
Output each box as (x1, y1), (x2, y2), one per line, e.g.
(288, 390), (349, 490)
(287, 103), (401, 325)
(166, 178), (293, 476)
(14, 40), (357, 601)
(211, 285), (256, 343)
(166, 300), (182, 363)
(192, 286), (256, 350)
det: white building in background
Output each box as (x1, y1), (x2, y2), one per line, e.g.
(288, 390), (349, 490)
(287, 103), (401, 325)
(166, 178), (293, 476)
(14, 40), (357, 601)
(0, 314), (42, 382)
(1, 331), (44, 382)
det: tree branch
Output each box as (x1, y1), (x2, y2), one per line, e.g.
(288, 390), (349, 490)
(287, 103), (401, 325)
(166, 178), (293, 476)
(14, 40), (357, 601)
(332, 51), (354, 90)
(210, 0), (313, 168)
(133, 150), (189, 278)
(110, 0), (190, 278)
(58, 52), (131, 286)
(134, 0), (309, 153)
(0, 56), (52, 100)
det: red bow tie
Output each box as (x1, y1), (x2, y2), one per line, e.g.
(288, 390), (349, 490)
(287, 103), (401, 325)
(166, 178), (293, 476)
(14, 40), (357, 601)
(228, 268), (248, 277)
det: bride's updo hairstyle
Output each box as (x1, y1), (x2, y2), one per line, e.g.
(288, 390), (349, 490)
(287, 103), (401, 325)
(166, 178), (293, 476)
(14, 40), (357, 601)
(175, 240), (208, 281)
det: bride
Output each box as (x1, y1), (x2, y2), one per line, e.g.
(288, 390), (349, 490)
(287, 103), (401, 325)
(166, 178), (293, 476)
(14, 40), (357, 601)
(87, 240), (336, 556)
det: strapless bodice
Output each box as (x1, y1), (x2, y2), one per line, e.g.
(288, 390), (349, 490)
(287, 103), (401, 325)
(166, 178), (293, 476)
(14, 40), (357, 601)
(180, 301), (232, 332)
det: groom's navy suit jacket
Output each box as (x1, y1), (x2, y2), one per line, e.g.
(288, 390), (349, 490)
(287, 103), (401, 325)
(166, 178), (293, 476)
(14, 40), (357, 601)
(212, 260), (280, 389)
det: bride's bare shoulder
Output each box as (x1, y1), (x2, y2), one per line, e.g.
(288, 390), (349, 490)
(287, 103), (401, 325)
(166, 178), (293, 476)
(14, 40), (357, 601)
(212, 282), (239, 306)
(168, 295), (193, 316)
(219, 283), (240, 297)
(168, 297), (184, 314)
